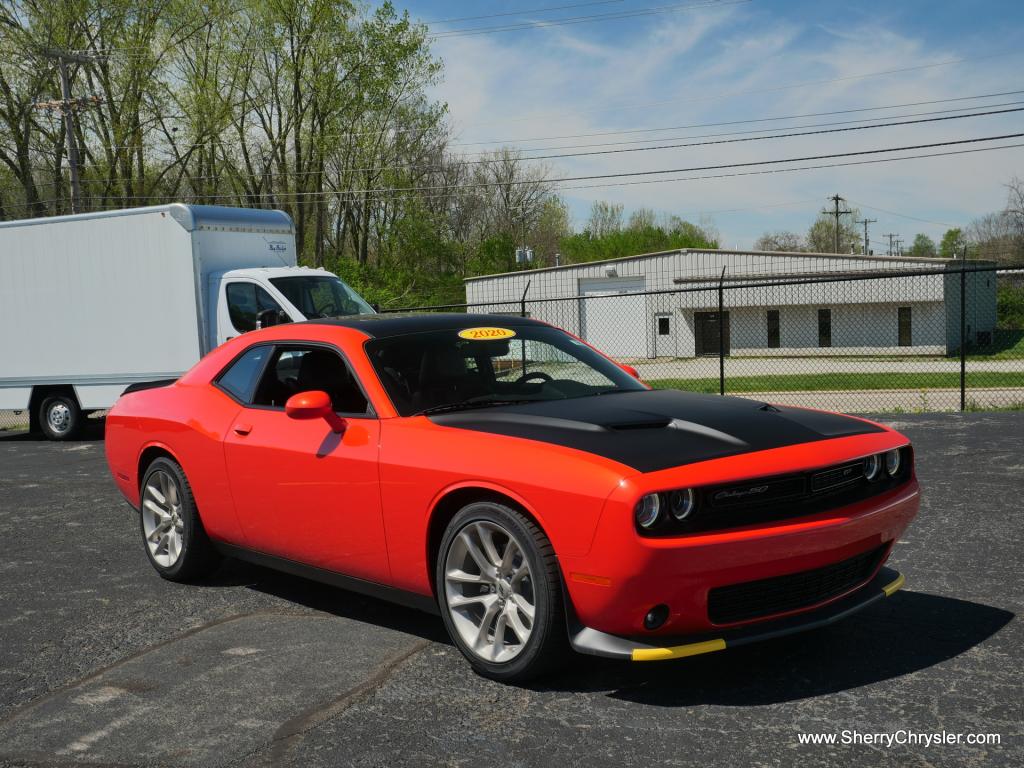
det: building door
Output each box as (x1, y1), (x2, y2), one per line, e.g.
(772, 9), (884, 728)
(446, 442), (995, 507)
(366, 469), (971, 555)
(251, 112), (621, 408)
(694, 311), (730, 356)
(578, 277), (646, 357)
(767, 309), (780, 349)
(898, 307), (912, 346)
(818, 308), (832, 348)
(654, 313), (674, 357)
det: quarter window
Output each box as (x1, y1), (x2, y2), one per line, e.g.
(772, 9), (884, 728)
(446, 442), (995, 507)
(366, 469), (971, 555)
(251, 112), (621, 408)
(217, 346), (270, 403)
(226, 282), (284, 333)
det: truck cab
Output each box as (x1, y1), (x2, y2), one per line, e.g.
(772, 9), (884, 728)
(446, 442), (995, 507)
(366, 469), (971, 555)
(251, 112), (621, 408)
(210, 267), (374, 349)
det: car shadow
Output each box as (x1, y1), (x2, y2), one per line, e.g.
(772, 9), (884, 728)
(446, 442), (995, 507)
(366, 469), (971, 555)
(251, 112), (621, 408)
(200, 560), (1012, 704)
(205, 558), (452, 644)
(538, 591), (1014, 706)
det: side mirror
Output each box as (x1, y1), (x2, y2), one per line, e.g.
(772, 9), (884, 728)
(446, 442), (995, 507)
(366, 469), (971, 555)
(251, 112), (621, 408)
(257, 308), (291, 329)
(285, 390), (347, 433)
(620, 364), (641, 379)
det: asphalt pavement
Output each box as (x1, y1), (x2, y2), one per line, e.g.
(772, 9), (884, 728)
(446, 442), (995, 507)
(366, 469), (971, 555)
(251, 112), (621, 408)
(0, 414), (1021, 767)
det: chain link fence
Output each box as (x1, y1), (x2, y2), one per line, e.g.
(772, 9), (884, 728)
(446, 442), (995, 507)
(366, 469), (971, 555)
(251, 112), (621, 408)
(388, 262), (1024, 414)
(0, 410), (30, 433)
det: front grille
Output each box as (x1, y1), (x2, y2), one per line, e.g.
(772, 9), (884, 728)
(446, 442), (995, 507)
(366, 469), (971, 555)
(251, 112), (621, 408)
(707, 544), (887, 625)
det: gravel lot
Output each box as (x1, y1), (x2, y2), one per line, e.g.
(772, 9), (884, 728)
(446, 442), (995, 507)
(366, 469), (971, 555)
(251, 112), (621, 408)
(0, 414), (1021, 767)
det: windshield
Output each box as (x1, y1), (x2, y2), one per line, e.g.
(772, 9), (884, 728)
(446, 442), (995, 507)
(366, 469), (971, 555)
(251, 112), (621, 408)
(366, 324), (646, 416)
(270, 275), (374, 318)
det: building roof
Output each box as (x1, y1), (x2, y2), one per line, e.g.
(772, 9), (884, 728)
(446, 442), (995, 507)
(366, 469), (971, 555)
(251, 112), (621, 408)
(463, 247), (954, 282)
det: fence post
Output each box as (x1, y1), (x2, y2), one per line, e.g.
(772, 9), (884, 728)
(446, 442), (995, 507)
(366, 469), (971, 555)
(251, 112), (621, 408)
(960, 253), (967, 411)
(718, 266), (726, 396)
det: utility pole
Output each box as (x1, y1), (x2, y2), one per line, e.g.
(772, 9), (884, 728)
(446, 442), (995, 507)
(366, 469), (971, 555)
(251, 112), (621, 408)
(884, 232), (899, 257)
(854, 217), (876, 255)
(34, 49), (102, 214)
(895, 238), (905, 257)
(822, 194), (852, 254)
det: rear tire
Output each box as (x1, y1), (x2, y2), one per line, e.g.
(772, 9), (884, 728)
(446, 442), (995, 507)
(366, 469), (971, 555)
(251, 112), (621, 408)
(38, 394), (81, 441)
(139, 457), (221, 582)
(436, 501), (568, 683)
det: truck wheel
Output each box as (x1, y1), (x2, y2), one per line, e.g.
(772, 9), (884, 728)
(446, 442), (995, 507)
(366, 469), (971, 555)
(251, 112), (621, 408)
(437, 501), (568, 683)
(139, 457), (221, 582)
(38, 394), (81, 440)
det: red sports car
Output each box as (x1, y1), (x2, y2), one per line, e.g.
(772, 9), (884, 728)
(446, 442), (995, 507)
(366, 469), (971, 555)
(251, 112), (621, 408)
(105, 314), (919, 681)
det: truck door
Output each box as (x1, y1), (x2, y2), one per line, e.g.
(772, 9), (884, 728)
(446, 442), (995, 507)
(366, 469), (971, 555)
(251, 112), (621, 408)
(215, 279), (289, 347)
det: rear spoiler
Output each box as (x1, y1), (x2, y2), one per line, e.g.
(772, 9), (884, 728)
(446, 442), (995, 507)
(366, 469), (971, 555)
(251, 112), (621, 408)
(122, 378), (178, 395)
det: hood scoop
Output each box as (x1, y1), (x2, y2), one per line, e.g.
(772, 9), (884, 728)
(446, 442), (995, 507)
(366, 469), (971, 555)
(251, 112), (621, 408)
(603, 417), (673, 431)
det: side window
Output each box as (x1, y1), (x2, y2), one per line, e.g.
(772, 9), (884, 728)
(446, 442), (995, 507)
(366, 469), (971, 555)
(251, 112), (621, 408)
(252, 346), (370, 415)
(226, 282), (283, 333)
(217, 346), (270, 403)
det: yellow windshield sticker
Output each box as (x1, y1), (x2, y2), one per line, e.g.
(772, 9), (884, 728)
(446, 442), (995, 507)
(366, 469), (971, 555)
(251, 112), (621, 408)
(458, 327), (517, 341)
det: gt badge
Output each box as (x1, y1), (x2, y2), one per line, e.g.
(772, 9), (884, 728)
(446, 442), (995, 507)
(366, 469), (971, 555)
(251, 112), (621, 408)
(457, 327), (517, 341)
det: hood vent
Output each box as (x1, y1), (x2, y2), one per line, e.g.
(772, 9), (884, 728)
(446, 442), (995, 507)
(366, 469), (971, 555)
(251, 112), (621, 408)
(603, 418), (673, 431)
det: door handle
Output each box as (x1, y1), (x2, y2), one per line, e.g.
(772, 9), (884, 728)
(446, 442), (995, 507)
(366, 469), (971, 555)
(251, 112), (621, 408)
(233, 423), (253, 436)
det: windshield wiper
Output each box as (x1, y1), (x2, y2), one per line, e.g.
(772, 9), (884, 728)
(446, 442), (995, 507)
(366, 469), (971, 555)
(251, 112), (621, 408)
(415, 399), (536, 417)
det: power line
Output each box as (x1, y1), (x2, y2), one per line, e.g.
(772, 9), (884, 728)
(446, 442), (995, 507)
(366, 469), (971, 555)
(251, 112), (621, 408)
(16, 102), (1023, 184)
(19, 91), (1023, 160)
(451, 89), (1024, 147)
(463, 106), (1024, 165)
(549, 141), (1024, 196)
(7, 141), (1021, 211)
(847, 200), (960, 229)
(51, 133), (1024, 202)
(454, 50), (1024, 128)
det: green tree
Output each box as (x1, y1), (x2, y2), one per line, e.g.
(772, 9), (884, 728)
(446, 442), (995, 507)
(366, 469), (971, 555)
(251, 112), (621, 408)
(754, 231), (804, 252)
(806, 210), (861, 253)
(940, 228), (965, 259)
(908, 234), (937, 258)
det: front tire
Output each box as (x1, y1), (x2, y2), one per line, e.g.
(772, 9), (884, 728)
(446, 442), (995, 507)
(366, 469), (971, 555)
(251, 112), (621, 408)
(139, 457), (220, 582)
(38, 394), (81, 440)
(436, 501), (567, 683)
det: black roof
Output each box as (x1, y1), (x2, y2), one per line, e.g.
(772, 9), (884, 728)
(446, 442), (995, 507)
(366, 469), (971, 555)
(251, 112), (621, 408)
(305, 312), (545, 339)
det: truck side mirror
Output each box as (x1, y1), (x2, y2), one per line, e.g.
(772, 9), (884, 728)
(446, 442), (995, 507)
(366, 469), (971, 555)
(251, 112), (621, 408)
(285, 390), (347, 433)
(256, 308), (291, 329)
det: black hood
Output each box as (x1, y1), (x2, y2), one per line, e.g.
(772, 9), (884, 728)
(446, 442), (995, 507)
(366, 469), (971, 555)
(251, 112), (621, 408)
(428, 389), (882, 473)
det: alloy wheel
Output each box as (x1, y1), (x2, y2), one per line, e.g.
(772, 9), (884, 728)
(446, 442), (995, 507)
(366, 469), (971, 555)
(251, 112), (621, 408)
(142, 470), (185, 567)
(443, 520), (536, 663)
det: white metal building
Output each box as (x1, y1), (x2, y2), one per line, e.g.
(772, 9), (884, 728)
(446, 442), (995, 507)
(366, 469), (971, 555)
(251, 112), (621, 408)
(464, 249), (997, 359)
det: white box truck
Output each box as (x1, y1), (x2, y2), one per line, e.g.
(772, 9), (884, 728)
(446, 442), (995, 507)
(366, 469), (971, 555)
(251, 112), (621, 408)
(0, 203), (375, 439)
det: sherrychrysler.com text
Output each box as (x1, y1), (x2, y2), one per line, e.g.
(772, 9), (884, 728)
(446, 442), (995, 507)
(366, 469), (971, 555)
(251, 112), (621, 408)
(798, 730), (1002, 748)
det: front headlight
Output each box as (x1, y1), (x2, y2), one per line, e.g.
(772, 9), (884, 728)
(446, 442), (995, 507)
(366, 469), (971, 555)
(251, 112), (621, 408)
(635, 493), (661, 529)
(884, 448), (902, 476)
(863, 453), (882, 482)
(669, 488), (696, 521)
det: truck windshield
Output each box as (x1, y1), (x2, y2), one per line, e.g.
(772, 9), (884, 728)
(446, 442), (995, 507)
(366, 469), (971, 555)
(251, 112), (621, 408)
(270, 276), (374, 318)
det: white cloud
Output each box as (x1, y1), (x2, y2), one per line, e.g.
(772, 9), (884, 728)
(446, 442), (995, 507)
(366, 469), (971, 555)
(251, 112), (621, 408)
(429, 6), (1024, 247)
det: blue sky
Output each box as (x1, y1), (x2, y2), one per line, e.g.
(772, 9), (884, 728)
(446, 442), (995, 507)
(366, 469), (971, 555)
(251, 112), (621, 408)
(397, 0), (1024, 249)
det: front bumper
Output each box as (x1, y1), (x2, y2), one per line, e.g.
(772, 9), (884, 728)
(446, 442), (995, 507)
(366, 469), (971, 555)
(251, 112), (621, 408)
(560, 477), (919, 637)
(569, 566), (905, 661)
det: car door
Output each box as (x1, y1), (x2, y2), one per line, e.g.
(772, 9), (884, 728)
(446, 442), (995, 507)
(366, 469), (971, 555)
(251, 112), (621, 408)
(221, 342), (388, 583)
